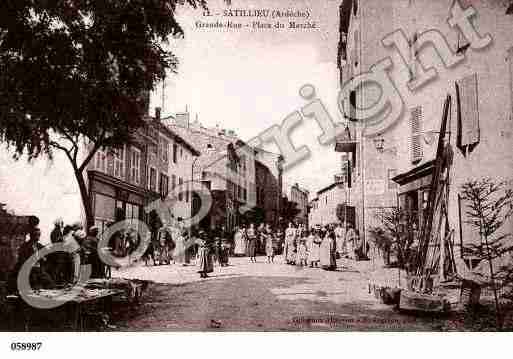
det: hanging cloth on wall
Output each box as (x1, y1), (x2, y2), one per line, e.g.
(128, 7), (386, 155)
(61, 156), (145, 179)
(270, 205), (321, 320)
(455, 73), (480, 157)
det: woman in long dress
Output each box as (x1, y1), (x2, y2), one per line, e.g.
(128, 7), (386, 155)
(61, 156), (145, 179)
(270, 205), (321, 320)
(246, 223), (257, 263)
(284, 222), (297, 265)
(264, 225), (275, 263)
(307, 229), (321, 268)
(320, 230), (337, 271)
(233, 226), (246, 256)
(197, 231), (213, 278)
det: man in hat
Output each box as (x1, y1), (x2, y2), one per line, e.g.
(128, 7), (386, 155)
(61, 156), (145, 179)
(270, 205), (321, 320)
(81, 226), (104, 278)
(10, 228), (55, 292)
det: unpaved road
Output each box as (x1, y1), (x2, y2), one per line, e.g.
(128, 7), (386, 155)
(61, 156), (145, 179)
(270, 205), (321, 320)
(110, 256), (480, 331)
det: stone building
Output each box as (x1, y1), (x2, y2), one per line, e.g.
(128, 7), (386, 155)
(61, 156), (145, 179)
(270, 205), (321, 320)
(164, 112), (281, 232)
(86, 110), (200, 235)
(289, 183), (310, 226)
(337, 0), (513, 252)
(308, 182), (350, 227)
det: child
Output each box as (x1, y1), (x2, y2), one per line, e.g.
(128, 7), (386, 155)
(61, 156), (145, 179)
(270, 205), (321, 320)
(265, 232), (275, 263)
(297, 238), (308, 267)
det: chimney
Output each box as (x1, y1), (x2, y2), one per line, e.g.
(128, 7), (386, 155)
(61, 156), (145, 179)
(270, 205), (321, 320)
(155, 107), (161, 121)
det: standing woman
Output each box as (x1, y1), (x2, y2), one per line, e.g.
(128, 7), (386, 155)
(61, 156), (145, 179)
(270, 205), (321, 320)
(264, 224), (275, 263)
(197, 231), (214, 278)
(284, 222), (297, 265)
(233, 226), (246, 256)
(307, 228), (321, 268)
(246, 223), (257, 263)
(320, 230), (337, 271)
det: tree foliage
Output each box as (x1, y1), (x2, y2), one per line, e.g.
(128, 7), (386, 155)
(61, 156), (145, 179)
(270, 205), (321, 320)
(280, 197), (301, 227)
(0, 0), (206, 225)
(461, 178), (513, 276)
(460, 177), (513, 329)
(371, 207), (416, 270)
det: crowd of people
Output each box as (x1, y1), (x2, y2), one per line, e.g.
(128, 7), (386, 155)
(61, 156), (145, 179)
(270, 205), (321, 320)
(194, 220), (368, 278)
(7, 215), (368, 286)
(8, 217), (108, 293)
(282, 222), (367, 271)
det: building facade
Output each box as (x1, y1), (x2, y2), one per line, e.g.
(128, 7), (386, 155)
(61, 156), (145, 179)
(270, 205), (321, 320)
(165, 112), (281, 232)
(255, 159), (280, 227)
(337, 0), (513, 254)
(308, 182), (348, 227)
(289, 183), (309, 226)
(87, 111), (200, 235)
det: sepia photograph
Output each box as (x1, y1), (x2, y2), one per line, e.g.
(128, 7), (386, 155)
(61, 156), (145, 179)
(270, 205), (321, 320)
(0, 0), (513, 352)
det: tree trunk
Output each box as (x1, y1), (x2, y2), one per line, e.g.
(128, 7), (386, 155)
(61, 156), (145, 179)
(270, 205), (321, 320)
(74, 167), (94, 230)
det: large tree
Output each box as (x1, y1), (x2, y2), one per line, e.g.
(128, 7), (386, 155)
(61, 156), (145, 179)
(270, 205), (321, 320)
(0, 0), (205, 227)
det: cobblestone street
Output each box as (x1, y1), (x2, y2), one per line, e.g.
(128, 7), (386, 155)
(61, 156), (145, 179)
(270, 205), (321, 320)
(110, 256), (459, 331)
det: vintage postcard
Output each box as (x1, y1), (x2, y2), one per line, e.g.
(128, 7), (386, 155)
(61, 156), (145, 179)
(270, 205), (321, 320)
(1, 0), (513, 344)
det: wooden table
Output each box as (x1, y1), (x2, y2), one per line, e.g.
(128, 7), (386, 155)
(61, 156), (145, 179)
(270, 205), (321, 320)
(19, 287), (124, 331)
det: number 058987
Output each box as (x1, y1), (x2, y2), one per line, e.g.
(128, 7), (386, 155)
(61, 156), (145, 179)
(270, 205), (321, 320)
(10, 342), (42, 351)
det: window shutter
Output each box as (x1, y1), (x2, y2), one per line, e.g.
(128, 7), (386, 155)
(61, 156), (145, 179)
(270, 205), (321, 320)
(456, 73), (480, 154)
(410, 106), (423, 164)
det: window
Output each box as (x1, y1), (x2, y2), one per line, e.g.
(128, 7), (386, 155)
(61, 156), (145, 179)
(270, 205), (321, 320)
(387, 169), (398, 190)
(171, 174), (176, 191)
(353, 0), (358, 16)
(130, 147), (141, 185)
(349, 90), (357, 121)
(125, 203), (140, 226)
(149, 167), (157, 192)
(410, 106), (423, 164)
(113, 146), (124, 179)
(180, 147), (183, 158)
(178, 177), (183, 201)
(243, 188), (247, 201)
(173, 143), (178, 163)
(160, 137), (169, 163)
(95, 150), (106, 173)
(185, 182), (189, 203)
(159, 173), (169, 198)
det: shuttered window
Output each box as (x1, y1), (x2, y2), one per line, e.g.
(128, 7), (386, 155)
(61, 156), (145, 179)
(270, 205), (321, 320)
(410, 106), (423, 164)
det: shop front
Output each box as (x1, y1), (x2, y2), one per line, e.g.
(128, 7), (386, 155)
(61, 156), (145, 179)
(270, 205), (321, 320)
(392, 160), (434, 231)
(88, 170), (147, 236)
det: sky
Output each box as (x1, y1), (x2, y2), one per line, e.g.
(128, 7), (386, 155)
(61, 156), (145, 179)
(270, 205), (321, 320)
(0, 0), (344, 239)
(150, 0), (344, 195)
